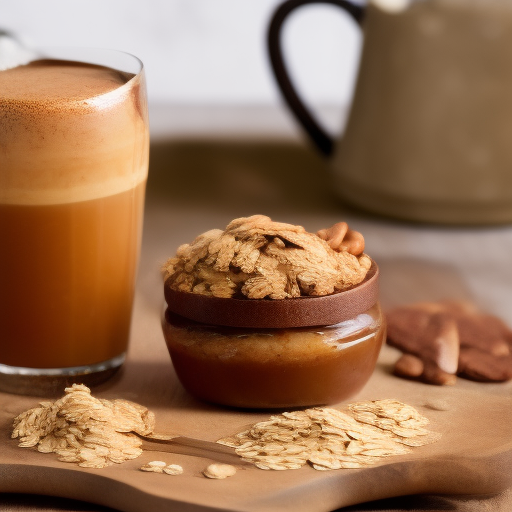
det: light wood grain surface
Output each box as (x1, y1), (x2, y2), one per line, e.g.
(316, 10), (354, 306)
(1, 105), (512, 512)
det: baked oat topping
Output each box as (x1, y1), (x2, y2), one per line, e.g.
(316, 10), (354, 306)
(162, 215), (371, 300)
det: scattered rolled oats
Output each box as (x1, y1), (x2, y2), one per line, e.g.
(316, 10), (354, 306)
(12, 387), (440, 476)
(163, 464), (184, 475)
(140, 462), (165, 473)
(148, 460), (167, 467)
(11, 384), (155, 469)
(203, 463), (237, 479)
(162, 215), (371, 300)
(140, 461), (184, 475)
(218, 399), (440, 471)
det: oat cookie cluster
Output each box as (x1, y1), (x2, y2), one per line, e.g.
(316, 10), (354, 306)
(217, 399), (440, 471)
(11, 384), (155, 468)
(162, 215), (371, 300)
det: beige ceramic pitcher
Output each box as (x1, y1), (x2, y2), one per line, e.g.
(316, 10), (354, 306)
(268, 0), (512, 224)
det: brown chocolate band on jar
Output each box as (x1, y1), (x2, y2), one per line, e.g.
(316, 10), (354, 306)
(164, 260), (379, 329)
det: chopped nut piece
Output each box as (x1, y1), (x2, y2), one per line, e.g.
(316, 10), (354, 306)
(203, 463), (237, 479)
(394, 354), (424, 378)
(341, 229), (365, 257)
(316, 222), (365, 256)
(162, 216), (371, 300)
(317, 222), (349, 251)
(387, 307), (459, 385)
(458, 348), (512, 382)
(386, 301), (512, 384)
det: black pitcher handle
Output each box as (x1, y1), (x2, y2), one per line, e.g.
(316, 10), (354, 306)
(268, 0), (364, 156)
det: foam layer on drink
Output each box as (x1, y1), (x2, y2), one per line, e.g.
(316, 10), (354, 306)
(0, 59), (149, 205)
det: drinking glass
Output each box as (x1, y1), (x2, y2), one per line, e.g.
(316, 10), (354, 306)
(0, 48), (149, 394)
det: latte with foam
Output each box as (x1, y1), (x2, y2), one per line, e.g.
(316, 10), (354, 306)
(0, 59), (148, 205)
(0, 57), (149, 373)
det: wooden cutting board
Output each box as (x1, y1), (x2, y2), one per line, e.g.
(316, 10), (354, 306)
(1, 306), (511, 512)
(3, 115), (512, 512)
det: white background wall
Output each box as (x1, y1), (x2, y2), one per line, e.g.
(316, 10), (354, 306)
(0, 0), (362, 107)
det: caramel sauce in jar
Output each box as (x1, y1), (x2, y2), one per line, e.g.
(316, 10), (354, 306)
(162, 304), (385, 409)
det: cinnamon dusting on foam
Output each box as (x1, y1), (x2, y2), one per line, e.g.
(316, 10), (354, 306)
(0, 59), (149, 205)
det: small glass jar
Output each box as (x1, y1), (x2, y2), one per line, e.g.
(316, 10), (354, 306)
(162, 261), (384, 409)
(162, 305), (384, 409)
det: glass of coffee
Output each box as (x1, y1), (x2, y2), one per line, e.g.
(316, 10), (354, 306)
(0, 48), (149, 394)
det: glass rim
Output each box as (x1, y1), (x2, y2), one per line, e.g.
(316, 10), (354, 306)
(0, 46), (145, 104)
(36, 46), (144, 76)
